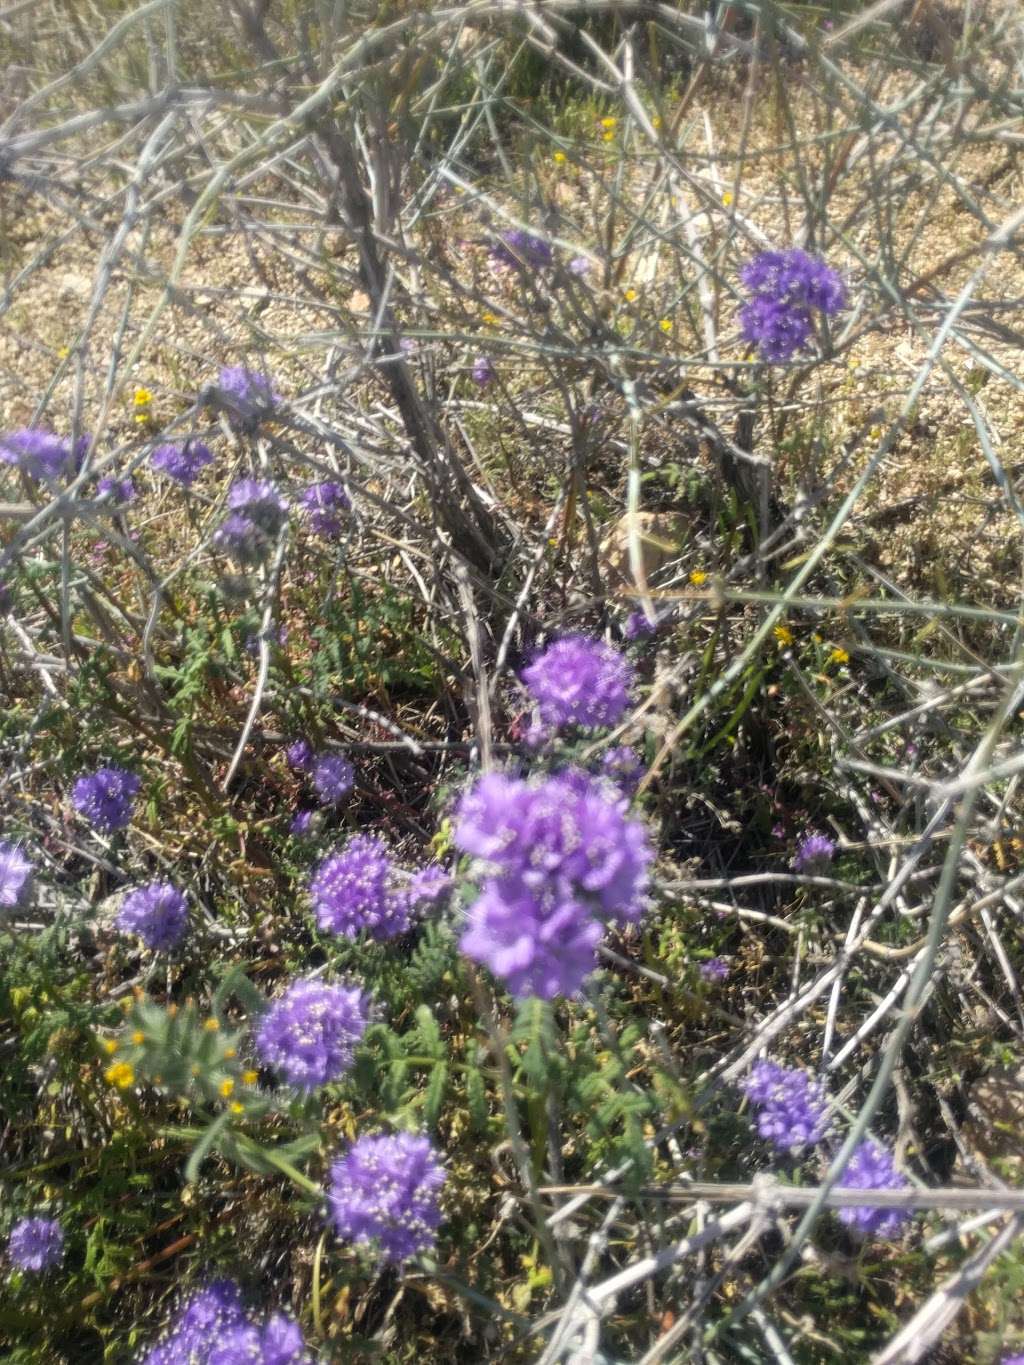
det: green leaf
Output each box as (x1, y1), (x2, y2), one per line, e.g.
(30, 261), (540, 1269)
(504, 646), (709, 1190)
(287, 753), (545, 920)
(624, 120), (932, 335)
(185, 1111), (232, 1182)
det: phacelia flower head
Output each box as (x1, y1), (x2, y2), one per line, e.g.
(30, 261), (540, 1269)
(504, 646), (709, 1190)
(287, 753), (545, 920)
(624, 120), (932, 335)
(299, 481), (349, 538)
(140, 1279), (247, 1365)
(0, 429), (73, 481)
(97, 475), (135, 505)
(256, 977), (369, 1092)
(208, 1314), (312, 1365)
(285, 739), (314, 772)
(489, 229), (554, 271)
(71, 766), (140, 833)
(455, 769), (652, 997)
(8, 1215), (64, 1272)
(598, 745), (645, 794)
(289, 809), (315, 837)
(328, 1131), (446, 1264)
(0, 842), (33, 910)
(522, 635), (634, 731)
(739, 248), (845, 362)
(699, 956), (730, 982)
(623, 610), (657, 641)
(406, 864), (452, 908)
(213, 479), (288, 565)
(117, 881), (189, 951)
(310, 835), (410, 940)
(1001, 1356), (1024, 1365)
(215, 366), (280, 429)
(744, 1060), (830, 1154)
(836, 1139), (911, 1240)
(793, 833), (836, 872)
(471, 355), (496, 387)
(311, 753), (354, 806)
(151, 440), (214, 487)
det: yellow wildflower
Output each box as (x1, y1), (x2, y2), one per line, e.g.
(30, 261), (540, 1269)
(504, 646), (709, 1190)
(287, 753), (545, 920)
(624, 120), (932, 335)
(651, 115), (662, 130)
(57, 346), (69, 360)
(659, 318), (672, 333)
(722, 191), (734, 208)
(242, 1069), (259, 1086)
(130, 1030), (145, 1045)
(624, 288), (638, 303)
(600, 116), (617, 130)
(481, 311), (497, 326)
(602, 131), (615, 142)
(223, 1047), (236, 1060)
(101, 1037), (118, 1055)
(133, 387), (153, 408)
(553, 150), (566, 164)
(230, 1102), (244, 1114)
(773, 624), (794, 647)
(689, 570), (708, 586)
(220, 1078), (235, 1098)
(104, 1061), (134, 1089)
(829, 646), (850, 665)
(203, 1017), (219, 1031)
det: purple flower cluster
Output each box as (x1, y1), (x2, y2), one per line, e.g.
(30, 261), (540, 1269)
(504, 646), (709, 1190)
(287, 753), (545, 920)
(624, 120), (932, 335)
(117, 881), (189, 951)
(216, 366), (280, 429)
(623, 610), (657, 641)
(489, 229), (553, 271)
(406, 864), (452, 908)
(471, 356), (495, 387)
(522, 635), (634, 731)
(299, 481), (349, 538)
(0, 842), (34, 910)
(743, 1060), (830, 1153)
(328, 1131), (446, 1264)
(310, 835), (411, 940)
(0, 428), (75, 481)
(699, 956), (730, 983)
(255, 978), (369, 1092)
(1002, 1357), (1024, 1365)
(8, 1215), (64, 1272)
(286, 739), (314, 772)
(836, 1139), (910, 1240)
(97, 475), (136, 505)
(739, 248), (845, 362)
(793, 833), (836, 872)
(213, 479), (288, 565)
(311, 753), (354, 806)
(151, 440), (214, 487)
(71, 766), (140, 833)
(140, 1280), (310, 1365)
(455, 769), (652, 997)
(598, 745), (645, 795)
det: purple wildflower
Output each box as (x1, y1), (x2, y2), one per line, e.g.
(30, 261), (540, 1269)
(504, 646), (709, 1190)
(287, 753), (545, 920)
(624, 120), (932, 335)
(836, 1139), (911, 1239)
(455, 769), (652, 997)
(140, 1280), (247, 1365)
(285, 739), (314, 772)
(489, 229), (554, 271)
(623, 610), (657, 641)
(97, 475), (135, 505)
(739, 248), (845, 362)
(117, 881), (189, 951)
(1001, 1357), (1024, 1365)
(150, 440), (214, 487)
(471, 356), (496, 387)
(213, 479), (288, 565)
(8, 1216), (64, 1272)
(793, 833), (836, 872)
(743, 1061), (830, 1153)
(310, 835), (411, 940)
(299, 481), (350, 537)
(311, 753), (354, 806)
(0, 429), (73, 481)
(209, 1315), (312, 1365)
(406, 865), (452, 908)
(256, 977), (369, 1092)
(289, 809), (315, 837)
(699, 956), (730, 983)
(598, 745), (645, 795)
(568, 255), (592, 276)
(0, 842), (33, 910)
(71, 766), (140, 833)
(327, 1131), (446, 1264)
(522, 635), (634, 730)
(216, 366), (280, 429)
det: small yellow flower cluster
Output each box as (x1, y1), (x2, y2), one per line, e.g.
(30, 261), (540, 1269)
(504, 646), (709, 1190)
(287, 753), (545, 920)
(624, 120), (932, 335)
(623, 287), (638, 303)
(659, 318), (672, 334)
(689, 569), (708, 586)
(553, 150), (567, 164)
(722, 191), (734, 208)
(828, 646), (850, 665)
(773, 624), (794, 647)
(133, 386), (153, 425)
(105, 1061), (134, 1089)
(600, 116), (617, 143)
